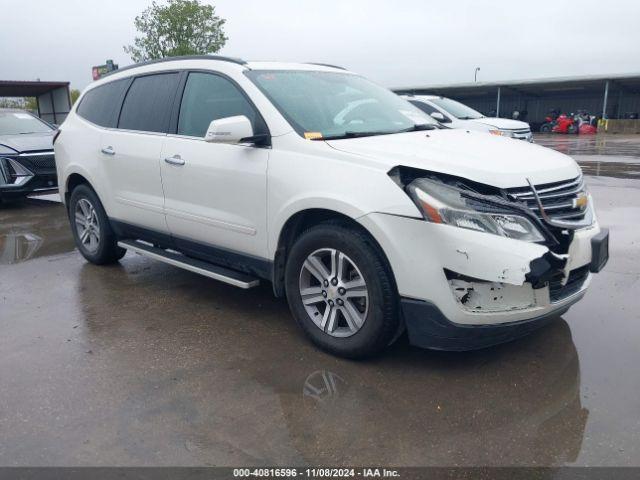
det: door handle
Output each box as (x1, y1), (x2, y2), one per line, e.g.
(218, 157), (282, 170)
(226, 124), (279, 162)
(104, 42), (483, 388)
(101, 146), (115, 156)
(164, 155), (185, 166)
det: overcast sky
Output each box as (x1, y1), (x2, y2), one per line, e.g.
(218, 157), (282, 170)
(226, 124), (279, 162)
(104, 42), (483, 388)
(2, 0), (639, 91)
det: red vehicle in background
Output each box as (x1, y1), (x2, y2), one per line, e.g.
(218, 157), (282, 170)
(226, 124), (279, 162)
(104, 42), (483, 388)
(540, 110), (597, 134)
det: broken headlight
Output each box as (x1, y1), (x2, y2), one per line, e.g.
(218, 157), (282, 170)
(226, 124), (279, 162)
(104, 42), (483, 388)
(407, 177), (545, 242)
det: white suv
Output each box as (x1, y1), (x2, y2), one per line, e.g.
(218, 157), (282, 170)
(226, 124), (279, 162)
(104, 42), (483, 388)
(54, 56), (608, 358)
(402, 94), (534, 142)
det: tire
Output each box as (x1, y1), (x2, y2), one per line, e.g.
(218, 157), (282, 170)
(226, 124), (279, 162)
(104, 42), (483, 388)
(68, 184), (125, 265)
(540, 124), (552, 133)
(285, 222), (400, 359)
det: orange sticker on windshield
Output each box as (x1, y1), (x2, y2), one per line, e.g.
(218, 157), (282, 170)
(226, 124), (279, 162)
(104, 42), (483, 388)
(304, 132), (323, 140)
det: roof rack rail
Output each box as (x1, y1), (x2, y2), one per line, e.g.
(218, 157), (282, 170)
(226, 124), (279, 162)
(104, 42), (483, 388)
(102, 54), (248, 78)
(306, 62), (347, 71)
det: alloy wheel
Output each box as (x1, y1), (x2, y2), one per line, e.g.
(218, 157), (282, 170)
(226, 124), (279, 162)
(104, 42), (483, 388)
(74, 198), (101, 253)
(298, 248), (369, 338)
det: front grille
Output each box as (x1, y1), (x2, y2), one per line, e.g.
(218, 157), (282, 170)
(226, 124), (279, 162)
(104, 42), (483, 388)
(511, 128), (531, 135)
(549, 265), (590, 302)
(15, 152), (56, 173)
(506, 176), (587, 222)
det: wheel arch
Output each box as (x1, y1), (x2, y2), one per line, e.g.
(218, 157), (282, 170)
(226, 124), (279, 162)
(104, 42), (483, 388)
(62, 164), (101, 207)
(271, 208), (398, 299)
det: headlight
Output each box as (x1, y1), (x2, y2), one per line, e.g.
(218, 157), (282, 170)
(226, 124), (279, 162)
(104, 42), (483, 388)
(407, 177), (545, 242)
(489, 129), (514, 138)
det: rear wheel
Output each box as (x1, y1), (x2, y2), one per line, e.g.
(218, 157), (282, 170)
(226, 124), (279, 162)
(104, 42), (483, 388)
(540, 124), (552, 133)
(285, 222), (399, 358)
(68, 184), (125, 265)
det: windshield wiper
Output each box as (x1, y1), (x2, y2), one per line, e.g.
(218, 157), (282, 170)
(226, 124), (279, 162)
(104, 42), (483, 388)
(318, 124), (439, 141)
(318, 130), (397, 141)
(400, 124), (439, 132)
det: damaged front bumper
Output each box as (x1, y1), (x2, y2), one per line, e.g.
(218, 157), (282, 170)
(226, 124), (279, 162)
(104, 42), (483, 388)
(358, 212), (608, 350)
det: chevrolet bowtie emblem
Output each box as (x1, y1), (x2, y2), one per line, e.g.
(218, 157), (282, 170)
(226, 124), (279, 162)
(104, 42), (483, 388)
(573, 193), (588, 210)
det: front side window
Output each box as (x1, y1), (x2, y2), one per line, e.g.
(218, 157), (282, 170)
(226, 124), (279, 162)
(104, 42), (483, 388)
(428, 97), (484, 120)
(118, 73), (180, 133)
(0, 111), (53, 135)
(178, 72), (261, 137)
(246, 71), (436, 139)
(77, 79), (128, 127)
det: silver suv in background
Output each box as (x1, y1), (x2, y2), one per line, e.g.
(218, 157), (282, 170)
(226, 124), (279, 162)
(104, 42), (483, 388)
(402, 95), (533, 142)
(0, 109), (57, 200)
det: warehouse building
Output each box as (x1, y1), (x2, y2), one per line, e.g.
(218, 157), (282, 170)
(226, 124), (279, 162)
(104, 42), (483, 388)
(0, 80), (71, 125)
(394, 73), (640, 131)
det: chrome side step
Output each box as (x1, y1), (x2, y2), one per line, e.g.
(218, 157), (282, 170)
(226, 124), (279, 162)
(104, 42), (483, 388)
(117, 239), (260, 289)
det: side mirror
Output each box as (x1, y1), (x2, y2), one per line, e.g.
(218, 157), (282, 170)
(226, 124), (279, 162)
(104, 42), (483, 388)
(430, 112), (450, 123)
(205, 115), (255, 144)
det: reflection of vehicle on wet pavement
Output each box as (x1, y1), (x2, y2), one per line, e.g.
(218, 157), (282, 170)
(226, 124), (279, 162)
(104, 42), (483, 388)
(0, 232), (43, 264)
(55, 56), (608, 358)
(275, 321), (589, 465)
(0, 199), (76, 264)
(0, 109), (58, 200)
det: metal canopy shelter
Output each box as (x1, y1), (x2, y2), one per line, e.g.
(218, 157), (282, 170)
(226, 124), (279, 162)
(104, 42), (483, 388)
(394, 73), (640, 127)
(0, 80), (71, 125)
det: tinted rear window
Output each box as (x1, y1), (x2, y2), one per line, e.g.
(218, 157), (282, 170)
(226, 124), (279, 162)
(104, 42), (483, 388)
(77, 79), (129, 127)
(118, 73), (180, 133)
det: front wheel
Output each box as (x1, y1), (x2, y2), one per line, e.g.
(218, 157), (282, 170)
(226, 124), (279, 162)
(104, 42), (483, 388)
(68, 184), (125, 265)
(285, 223), (400, 358)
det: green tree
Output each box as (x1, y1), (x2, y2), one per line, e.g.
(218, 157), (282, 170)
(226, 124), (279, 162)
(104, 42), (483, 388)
(70, 89), (81, 105)
(24, 97), (38, 112)
(124, 0), (227, 63)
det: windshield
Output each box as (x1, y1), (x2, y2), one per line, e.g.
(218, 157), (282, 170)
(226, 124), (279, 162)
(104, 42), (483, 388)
(0, 111), (53, 135)
(246, 71), (437, 139)
(429, 97), (484, 120)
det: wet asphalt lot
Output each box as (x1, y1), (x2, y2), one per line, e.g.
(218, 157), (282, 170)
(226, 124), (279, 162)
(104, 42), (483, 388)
(0, 134), (639, 467)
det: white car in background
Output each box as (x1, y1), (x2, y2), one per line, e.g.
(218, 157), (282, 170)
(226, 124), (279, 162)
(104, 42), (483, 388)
(401, 94), (533, 142)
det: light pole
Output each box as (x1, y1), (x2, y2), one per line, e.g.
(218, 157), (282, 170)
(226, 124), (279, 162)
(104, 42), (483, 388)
(474, 67), (481, 83)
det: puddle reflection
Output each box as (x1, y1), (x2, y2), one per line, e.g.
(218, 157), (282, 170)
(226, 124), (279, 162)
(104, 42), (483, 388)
(278, 321), (589, 465)
(0, 199), (75, 264)
(535, 134), (640, 158)
(578, 160), (640, 180)
(0, 232), (44, 264)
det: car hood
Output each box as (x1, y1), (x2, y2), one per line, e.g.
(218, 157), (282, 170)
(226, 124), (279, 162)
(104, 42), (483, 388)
(326, 129), (580, 189)
(472, 117), (530, 130)
(0, 132), (54, 154)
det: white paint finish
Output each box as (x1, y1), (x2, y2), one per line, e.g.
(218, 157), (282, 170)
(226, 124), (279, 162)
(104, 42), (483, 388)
(55, 59), (602, 330)
(564, 224), (600, 276)
(358, 212), (593, 326)
(265, 131), (422, 255)
(54, 115), (102, 206)
(99, 128), (169, 233)
(160, 136), (269, 257)
(327, 129), (580, 189)
(204, 115), (253, 144)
